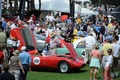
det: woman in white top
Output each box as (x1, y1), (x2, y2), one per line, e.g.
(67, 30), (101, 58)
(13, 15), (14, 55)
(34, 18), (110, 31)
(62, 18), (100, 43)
(104, 49), (113, 80)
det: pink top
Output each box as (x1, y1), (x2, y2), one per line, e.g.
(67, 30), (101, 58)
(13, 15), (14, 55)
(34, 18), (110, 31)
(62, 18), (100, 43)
(90, 50), (101, 58)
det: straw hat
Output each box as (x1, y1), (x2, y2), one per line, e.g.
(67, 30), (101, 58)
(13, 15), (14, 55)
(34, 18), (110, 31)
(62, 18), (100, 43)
(50, 32), (55, 37)
(13, 50), (19, 55)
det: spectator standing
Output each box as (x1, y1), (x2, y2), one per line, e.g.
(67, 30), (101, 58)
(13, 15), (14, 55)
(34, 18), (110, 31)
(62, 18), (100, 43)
(82, 33), (96, 63)
(94, 22), (101, 40)
(101, 36), (113, 79)
(66, 25), (73, 37)
(111, 35), (120, 77)
(19, 46), (32, 80)
(1, 17), (7, 31)
(100, 23), (106, 42)
(34, 24), (41, 34)
(87, 22), (93, 34)
(89, 44), (101, 80)
(0, 64), (15, 80)
(6, 21), (12, 38)
(104, 49), (113, 80)
(107, 21), (115, 34)
(49, 32), (60, 55)
(28, 20), (35, 32)
(0, 24), (7, 48)
(9, 50), (25, 80)
(31, 14), (36, 24)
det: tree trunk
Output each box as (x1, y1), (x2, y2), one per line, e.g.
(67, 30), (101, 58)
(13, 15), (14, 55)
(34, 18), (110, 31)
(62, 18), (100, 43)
(9, 0), (12, 16)
(14, 0), (18, 14)
(39, 0), (41, 11)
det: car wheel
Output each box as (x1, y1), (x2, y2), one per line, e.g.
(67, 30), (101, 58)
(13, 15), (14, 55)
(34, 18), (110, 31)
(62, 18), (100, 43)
(58, 61), (70, 73)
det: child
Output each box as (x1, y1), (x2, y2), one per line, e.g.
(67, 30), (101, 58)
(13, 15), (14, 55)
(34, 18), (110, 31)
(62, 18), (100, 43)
(89, 44), (101, 80)
(111, 35), (120, 77)
(104, 49), (113, 80)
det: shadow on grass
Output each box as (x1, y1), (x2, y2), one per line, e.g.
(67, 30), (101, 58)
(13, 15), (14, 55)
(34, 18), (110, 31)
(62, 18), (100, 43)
(96, 75), (120, 80)
(31, 68), (88, 74)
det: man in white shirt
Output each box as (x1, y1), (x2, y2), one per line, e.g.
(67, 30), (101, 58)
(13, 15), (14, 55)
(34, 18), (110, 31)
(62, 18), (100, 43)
(7, 37), (20, 50)
(82, 33), (96, 63)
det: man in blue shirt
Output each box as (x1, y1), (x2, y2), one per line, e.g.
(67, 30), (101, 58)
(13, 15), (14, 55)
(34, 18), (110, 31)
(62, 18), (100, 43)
(19, 46), (32, 80)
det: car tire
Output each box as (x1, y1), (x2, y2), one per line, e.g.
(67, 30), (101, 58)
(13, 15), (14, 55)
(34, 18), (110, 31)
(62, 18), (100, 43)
(58, 61), (70, 73)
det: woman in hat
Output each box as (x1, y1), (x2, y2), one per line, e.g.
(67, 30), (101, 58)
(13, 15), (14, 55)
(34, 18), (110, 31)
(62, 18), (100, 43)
(48, 32), (60, 55)
(9, 50), (25, 80)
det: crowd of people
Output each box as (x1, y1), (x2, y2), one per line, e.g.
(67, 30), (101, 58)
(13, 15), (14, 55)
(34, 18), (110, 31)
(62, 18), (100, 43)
(0, 8), (120, 80)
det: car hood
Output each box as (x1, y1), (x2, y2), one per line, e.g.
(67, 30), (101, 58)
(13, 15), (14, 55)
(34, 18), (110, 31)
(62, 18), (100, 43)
(61, 41), (79, 60)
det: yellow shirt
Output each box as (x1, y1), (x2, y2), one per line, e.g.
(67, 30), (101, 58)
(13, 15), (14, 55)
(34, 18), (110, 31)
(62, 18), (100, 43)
(76, 18), (82, 24)
(107, 23), (114, 32)
(73, 29), (78, 35)
(102, 43), (113, 55)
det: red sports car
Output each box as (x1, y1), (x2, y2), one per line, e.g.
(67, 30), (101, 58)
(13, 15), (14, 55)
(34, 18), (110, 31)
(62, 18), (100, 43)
(9, 26), (86, 73)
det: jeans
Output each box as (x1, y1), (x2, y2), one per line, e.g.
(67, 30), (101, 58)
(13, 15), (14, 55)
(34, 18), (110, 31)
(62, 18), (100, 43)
(19, 64), (29, 80)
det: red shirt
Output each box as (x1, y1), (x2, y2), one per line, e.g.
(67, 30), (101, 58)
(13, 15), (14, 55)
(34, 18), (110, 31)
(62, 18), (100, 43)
(0, 51), (4, 64)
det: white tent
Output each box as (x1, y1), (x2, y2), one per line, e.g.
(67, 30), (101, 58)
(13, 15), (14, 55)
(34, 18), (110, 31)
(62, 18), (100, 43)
(35, 0), (70, 13)
(75, 4), (98, 15)
(34, 0), (98, 15)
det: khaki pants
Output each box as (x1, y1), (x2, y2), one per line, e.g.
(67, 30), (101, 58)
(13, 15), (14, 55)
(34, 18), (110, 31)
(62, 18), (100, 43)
(10, 70), (20, 80)
(84, 48), (92, 64)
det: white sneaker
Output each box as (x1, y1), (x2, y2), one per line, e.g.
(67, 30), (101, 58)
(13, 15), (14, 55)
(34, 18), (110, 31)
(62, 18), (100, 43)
(115, 72), (118, 77)
(111, 72), (114, 78)
(101, 76), (104, 79)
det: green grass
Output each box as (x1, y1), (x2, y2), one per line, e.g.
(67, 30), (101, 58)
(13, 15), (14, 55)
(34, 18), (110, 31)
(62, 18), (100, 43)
(27, 65), (120, 80)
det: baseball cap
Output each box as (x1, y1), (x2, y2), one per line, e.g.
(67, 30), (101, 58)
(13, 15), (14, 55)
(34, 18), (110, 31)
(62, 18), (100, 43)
(21, 46), (26, 51)
(105, 35), (113, 41)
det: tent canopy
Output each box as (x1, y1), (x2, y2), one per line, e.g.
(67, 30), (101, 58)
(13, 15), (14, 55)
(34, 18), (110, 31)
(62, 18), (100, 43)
(35, 0), (70, 13)
(34, 0), (98, 15)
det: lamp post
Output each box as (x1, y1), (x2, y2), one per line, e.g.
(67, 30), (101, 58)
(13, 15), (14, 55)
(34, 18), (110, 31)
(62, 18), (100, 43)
(19, 0), (25, 20)
(70, 0), (75, 21)
(0, 0), (3, 19)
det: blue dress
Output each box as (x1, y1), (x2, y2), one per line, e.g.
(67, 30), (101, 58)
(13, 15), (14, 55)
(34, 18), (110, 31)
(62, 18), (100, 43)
(89, 57), (100, 68)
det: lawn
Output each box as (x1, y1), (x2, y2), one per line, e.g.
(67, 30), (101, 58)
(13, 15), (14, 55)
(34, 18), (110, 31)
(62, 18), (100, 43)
(27, 65), (120, 80)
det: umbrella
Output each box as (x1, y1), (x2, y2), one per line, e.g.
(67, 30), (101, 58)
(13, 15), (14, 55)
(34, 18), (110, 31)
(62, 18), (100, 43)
(60, 15), (68, 22)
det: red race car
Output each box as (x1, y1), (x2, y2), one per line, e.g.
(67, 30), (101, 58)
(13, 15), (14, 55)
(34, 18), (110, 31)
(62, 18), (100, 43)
(9, 26), (86, 73)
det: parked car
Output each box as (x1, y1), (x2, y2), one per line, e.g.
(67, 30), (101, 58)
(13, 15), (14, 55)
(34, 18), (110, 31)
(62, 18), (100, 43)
(31, 42), (85, 73)
(33, 33), (47, 51)
(10, 26), (85, 73)
(57, 38), (102, 63)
